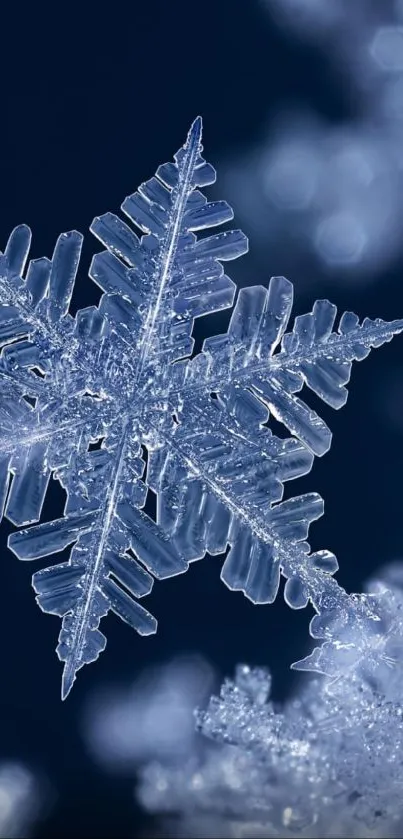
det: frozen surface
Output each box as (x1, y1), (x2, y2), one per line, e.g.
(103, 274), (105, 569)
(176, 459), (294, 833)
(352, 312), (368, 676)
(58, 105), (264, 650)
(1, 118), (402, 697)
(137, 564), (403, 838)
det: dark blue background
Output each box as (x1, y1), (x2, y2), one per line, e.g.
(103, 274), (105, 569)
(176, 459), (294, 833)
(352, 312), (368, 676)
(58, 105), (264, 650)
(1, 2), (402, 836)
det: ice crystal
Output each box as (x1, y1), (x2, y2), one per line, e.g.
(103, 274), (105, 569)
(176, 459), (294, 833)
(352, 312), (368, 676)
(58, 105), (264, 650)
(137, 564), (403, 838)
(1, 118), (402, 698)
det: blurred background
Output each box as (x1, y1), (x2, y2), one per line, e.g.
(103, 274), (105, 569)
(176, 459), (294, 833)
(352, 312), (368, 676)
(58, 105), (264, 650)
(1, 1), (403, 835)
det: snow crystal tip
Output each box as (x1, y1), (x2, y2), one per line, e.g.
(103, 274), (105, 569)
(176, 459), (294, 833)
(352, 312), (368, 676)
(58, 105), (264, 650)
(187, 116), (203, 149)
(61, 664), (76, 701)
(391, 318), (403, 334)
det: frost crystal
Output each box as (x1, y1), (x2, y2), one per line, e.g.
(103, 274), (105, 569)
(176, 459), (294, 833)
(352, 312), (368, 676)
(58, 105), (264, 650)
(1, 118), (402, 698)
(138, 565), (403, 837)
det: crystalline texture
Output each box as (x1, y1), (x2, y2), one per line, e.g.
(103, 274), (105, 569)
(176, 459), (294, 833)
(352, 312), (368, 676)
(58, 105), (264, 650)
(137, 565), (403, 837)
(1, 118), (402, 697)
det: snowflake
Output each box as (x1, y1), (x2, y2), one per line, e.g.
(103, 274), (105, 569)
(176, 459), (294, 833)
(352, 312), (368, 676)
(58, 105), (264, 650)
(1, 118), (402, 697)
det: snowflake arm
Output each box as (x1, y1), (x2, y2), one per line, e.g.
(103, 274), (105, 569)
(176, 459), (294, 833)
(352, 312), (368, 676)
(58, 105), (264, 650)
(175, 277), (403, 455)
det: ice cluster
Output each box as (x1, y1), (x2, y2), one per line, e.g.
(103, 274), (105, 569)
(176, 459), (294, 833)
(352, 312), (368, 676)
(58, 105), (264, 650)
(138, 563), (403, 838)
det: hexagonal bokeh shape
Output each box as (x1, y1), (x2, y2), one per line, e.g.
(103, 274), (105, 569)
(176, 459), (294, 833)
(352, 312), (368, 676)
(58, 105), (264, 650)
(370, 26), (403, 72)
